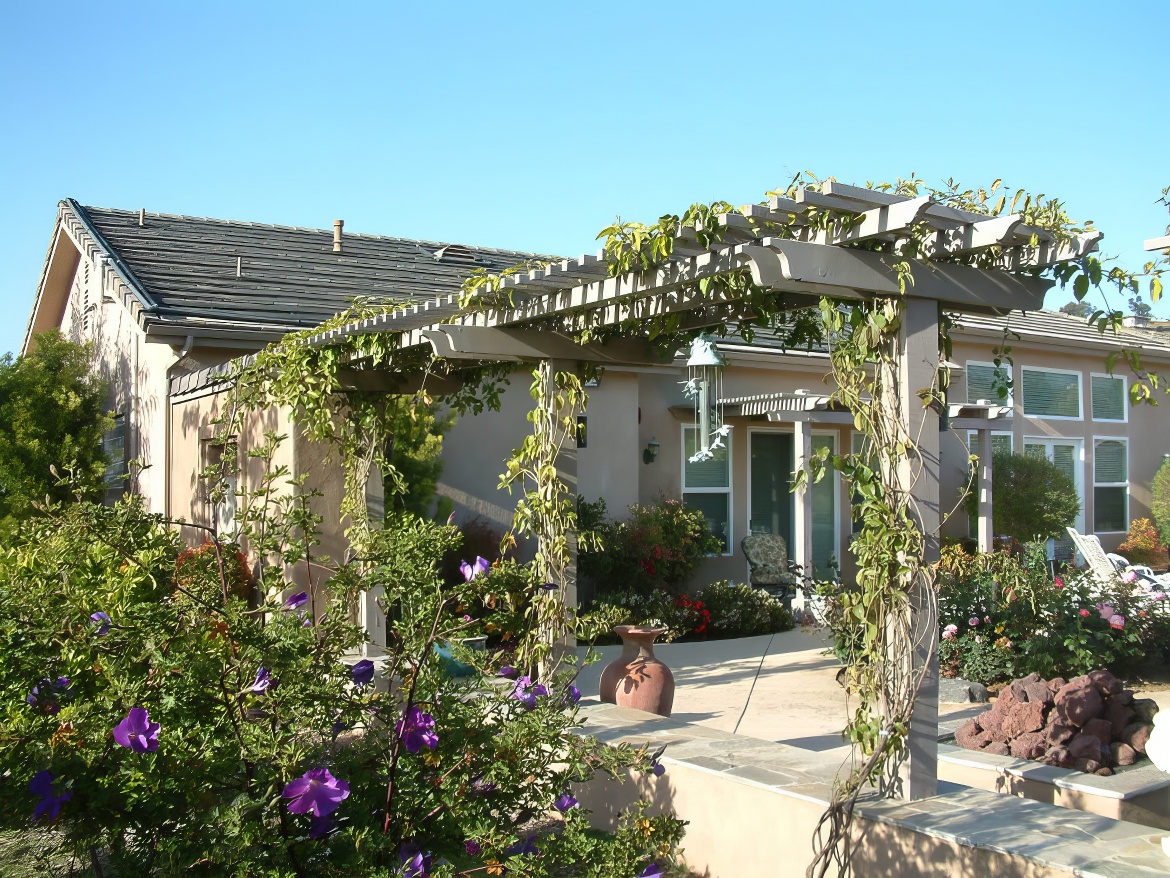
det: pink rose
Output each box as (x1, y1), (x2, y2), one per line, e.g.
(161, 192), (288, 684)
(1079, 609), (1090, 617)
(1121, 570), (1138, 584)
(1054, 576), (1065, 590)
(968, 617), (980, 627)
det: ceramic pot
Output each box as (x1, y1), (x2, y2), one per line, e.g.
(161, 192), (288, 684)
(599, 626), (674, 716)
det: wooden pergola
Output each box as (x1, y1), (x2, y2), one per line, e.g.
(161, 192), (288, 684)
(298, 181), (1099, 799)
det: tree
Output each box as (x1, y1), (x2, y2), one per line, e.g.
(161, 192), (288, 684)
(977, 450), (1081, 542)
(1129, 295), (1153, 318)
(1151, 456), (1170, 553)
(1059, 300), (1093, 318)
(0, 331), (111, 527)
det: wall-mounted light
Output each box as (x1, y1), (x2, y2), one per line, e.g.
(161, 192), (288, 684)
(643, 437), (660, 465)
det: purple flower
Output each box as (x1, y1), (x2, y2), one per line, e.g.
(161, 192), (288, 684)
(251, 667), (272, 695)
(563, 684), (581, 707)
(113, 708), (160, 753)
(470, 776), (497, 795)
(650, 759), (665, 777)
(460, 556), (490, 582)
(968, 617), (979, 627)
(308, 814), (332, 839)
(497, 665), (519, 679)
(464, 839), (483, 857)
(539, 581), (558, 591)
(395, 706), (438, 754)
(505, 835), (540, 857)
(511, 676), (548, 710)
(29, 770), (72, 821)
(282, 768), (350, 817)
(639, 864), (666, 877)
(26, 677), (71, 713)
(351, 659), (375, 687)
(89, 612), (111, 636)
(554, 792), (578, 812)
(399, 844), (432, 878)
(286, 591), (309, 610)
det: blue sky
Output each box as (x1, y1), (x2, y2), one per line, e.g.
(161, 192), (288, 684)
(2, 1), (1167, 357)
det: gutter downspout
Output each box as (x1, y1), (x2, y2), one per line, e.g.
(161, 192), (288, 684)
(164, 335), (196, 522)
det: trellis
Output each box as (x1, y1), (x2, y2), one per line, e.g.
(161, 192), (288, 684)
(177, 181), (1100, 805)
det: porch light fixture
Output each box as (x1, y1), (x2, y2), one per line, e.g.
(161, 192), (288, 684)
(682, 334), (729, 463)
(643, 437), (660, 464)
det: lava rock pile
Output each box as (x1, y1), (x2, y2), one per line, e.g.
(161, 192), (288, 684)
(954, 670), (1158, 775)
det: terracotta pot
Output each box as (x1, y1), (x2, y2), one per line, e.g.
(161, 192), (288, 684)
(599, 626), (674, 716)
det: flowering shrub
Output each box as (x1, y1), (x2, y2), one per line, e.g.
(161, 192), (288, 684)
(173, 540), (254, 604)
(582, 581), (794, 643)
(0, 495), (684, 875)
(578, 497), (721, 596)
(936, 544), (1166, 683)
(1118, 517), (1168, 568)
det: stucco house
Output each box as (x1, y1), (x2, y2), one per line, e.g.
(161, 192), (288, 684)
(24, 200), (1170, 601)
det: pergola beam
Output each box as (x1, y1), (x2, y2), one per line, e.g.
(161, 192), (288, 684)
(420, 327), (675, 366)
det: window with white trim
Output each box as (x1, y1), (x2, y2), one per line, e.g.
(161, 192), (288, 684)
(1021, 368), (1082, 419)
(965, 361), (1012, 404)
(682, 425), (731, 554)
(1091, 374), (1127, 422)
(1093, 438), (1128, 533)
(102, 413), (127, 505)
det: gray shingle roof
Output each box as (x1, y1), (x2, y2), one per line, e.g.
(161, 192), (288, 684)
(71, 201), (554, 341)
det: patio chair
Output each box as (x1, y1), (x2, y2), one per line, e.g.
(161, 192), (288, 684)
(1066, 527), (1170, 592)
(740, 534), (801, 602)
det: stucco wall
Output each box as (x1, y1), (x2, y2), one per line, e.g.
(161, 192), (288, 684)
(55, 242), (177, 516)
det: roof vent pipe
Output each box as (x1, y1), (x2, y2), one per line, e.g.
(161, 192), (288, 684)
(138, 208), (145, 226)
(333, 219), (344, 253)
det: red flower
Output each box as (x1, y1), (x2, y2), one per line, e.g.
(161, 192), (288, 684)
(1054, 575), (1065, 590)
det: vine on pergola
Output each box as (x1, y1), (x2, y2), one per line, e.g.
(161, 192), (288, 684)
(205, 174), (1165, 877)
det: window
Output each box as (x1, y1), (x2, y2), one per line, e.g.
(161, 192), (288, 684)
(683, 425), (731, 554)
(203, 440), (238, 537)
(102, 414), (127, 505)
(966, 361), (1011, 404)
(1021, 368), (1082, 419)
(1093, 438), (1128, 533)
(1091, 374), (1127, 422)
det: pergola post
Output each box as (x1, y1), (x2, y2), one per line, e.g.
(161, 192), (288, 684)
(793, 418), (813, 583)
(547, 359), (579, 614)
(977, 428), (994, 553)
(898, 297), (941, 800)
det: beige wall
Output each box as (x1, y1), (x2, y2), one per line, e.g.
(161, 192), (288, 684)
(52, 238), (176, 516)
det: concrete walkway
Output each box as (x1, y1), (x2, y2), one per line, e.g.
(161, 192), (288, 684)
(576, 629), (856, 753)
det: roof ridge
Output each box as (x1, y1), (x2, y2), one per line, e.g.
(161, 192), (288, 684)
(76, 204), (555, 259)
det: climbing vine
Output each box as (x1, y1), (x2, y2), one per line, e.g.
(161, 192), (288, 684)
(198, 173), (1164, 876)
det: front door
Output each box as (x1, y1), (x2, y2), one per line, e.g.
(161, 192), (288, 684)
(749, 431), (838, 580)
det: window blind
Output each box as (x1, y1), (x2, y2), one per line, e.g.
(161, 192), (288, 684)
(966, 363), (1008, 403)
(683, 428), (729, 488)
(1091, 375), (1125, 421)
(1022, 370), (1081, 418)
(1094, 440), (1127, 484)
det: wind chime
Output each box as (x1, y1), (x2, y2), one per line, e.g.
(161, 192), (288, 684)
(681, 334), (729, 463)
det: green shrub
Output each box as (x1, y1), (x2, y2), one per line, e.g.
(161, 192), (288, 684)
(963, 450), (1080, 542)
(582, 581), (793, 643)
(578, 497), (721, 596)
(0, 496), (683, 874)
(695, 581), (794, 638)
